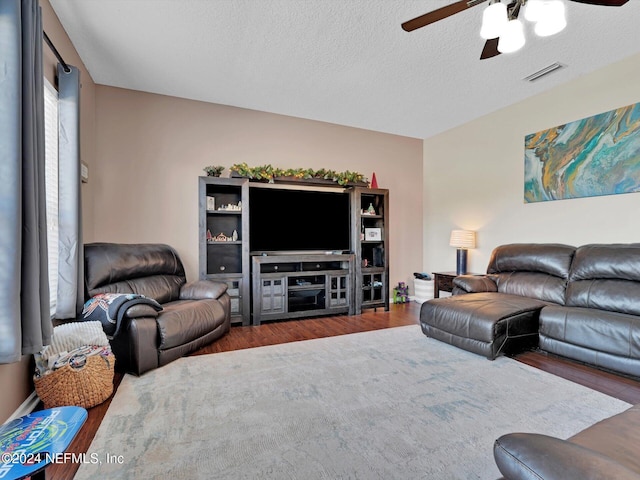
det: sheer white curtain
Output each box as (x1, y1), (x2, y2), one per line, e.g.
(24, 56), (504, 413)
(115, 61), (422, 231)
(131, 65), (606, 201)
(55, 64), (83, 319)
(44, 80), (59, 317)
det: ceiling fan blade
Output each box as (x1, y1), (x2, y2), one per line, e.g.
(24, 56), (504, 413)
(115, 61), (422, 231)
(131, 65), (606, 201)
(480, 38), (501, 60)
(569, 0), (628, 5)
(401, 0), (488, 32)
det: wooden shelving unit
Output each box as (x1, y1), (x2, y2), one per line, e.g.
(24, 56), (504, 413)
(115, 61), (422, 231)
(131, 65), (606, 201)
(198, 176), (250, 325)
(351, 187), (390, 313)
(199, 178), (390, 325)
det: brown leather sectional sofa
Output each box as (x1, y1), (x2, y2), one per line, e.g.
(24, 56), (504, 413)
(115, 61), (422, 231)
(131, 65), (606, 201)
(422, 243), (640, 478)
(420, 243), (640, 378)
(84, 243), (231, 375)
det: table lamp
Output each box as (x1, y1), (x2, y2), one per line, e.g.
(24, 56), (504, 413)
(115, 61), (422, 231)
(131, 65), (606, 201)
(449, 230), (476, 275)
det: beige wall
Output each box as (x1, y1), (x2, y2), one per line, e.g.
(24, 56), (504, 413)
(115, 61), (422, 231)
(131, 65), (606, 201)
(93, 86), (424, 291)
(0, 0), (96, 423)
(423, 52), (640, 275)
(0, 360), (31, 423)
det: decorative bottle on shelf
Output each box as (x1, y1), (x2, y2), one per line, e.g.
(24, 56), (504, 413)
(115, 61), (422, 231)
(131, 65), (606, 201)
(367, 203), (376, 215)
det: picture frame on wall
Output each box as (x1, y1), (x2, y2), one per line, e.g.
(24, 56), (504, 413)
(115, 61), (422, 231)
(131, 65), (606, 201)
(524, 101), (640, 203)
(365, 228), (382, 241)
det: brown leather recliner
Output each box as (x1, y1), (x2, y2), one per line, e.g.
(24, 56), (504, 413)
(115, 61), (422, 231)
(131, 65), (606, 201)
(84, 243), (231, 375)
(494, 404), (640, 479)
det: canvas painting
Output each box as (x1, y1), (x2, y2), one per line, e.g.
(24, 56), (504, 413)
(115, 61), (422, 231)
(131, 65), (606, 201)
(524, 102), (640, 203)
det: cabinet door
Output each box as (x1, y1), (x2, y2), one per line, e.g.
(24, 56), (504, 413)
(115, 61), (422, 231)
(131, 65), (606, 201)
(223, 278), (242, 316)
(260, 278), (285, 314)
(328, 274), (349, 308)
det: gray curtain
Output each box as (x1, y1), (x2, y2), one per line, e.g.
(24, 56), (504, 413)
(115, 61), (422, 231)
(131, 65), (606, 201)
(55, 64), (83, 319)
(0, 0), (52, 363)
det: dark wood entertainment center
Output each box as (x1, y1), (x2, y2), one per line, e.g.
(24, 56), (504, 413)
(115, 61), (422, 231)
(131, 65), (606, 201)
(198, 176), (389, 326)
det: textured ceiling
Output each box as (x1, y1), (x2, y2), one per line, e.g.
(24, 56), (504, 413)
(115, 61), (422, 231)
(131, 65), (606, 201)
(49, 0), (640, 139)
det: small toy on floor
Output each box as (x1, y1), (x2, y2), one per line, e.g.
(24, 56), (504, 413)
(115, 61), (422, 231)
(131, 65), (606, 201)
(393, 281), (409, 304)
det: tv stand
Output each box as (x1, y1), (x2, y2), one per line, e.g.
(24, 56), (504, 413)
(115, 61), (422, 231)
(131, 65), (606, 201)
(251, 254), (355, 325)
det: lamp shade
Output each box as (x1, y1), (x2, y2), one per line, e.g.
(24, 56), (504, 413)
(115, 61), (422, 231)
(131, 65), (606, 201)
(497, 19), (526, 54)
(524, 0), (544, 22)
(480, 2), (508, 39)
(534, 1), (566, 37)
(449, 230), (476, 249)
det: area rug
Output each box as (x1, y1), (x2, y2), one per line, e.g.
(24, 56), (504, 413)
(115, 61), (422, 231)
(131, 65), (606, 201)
(76, 325), (630, 479)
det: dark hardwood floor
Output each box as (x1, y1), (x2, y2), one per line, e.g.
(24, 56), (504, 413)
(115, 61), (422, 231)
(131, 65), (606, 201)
(46, 302), (640, 479)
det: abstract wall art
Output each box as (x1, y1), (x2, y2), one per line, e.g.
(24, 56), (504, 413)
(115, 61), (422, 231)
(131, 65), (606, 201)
(524, 102), (640, 203)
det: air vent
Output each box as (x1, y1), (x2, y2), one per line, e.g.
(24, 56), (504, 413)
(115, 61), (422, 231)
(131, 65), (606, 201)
(523, 62), (564, 82)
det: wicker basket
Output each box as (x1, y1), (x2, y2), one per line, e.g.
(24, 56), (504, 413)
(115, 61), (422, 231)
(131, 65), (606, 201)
(34, 353), (115, 409)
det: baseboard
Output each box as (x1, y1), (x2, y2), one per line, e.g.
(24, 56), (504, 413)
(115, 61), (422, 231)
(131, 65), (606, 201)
(6, 391), (39, 423)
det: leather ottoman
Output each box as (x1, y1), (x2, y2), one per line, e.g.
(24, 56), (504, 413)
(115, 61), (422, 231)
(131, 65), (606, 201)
(420, 292), (546, 359)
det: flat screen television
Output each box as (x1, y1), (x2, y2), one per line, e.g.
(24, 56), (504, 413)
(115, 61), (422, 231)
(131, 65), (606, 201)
(249, 186), (351, 254)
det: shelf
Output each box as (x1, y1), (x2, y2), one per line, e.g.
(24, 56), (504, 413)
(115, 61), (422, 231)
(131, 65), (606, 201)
(289, 303), (325, 312)
(207, 241), (242, 245)
(207, 210), (242, 215)
(288, 283), (325, 292)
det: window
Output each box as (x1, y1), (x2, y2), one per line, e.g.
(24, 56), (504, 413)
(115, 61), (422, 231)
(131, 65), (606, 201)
(44, 79), (59, 316)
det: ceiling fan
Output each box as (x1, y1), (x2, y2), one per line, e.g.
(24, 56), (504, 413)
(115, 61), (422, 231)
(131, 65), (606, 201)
(402, 0), (629, 60)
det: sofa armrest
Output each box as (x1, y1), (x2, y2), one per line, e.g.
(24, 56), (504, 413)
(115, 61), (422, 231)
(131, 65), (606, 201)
(108, 317), (159, 376)
(494, 433), (640, 480)
(453, 275), (497, 294)
(125, 304), (160, 319)
(179, 280), (228, 300)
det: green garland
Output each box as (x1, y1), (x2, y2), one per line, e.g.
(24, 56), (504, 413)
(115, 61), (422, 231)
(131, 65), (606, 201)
(229, 163), (367, 186)
(203, 165), (225, 176)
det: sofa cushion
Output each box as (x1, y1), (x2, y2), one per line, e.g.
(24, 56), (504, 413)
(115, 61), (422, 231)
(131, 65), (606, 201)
(487, 243), (576, 279)
(157, 299), (227, 350)
(570, 244), (640, 282)
(88, 275), (185, 304)
(567, 244), (640, 316)
(539, 305), (640, 361)
(486, 244), (575, 304)
(488, 272), (567, 304)
(85, 243), (186, 301)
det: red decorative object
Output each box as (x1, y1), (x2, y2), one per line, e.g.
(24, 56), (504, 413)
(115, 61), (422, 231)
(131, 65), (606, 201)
(371, 172), (378, 189)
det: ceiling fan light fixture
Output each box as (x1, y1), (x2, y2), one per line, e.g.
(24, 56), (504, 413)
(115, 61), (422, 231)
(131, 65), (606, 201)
(523, 0), (544, 22)
(534, 1), (567, 37)
(480, 2), (508, 39)
(497, 19), (526, 53)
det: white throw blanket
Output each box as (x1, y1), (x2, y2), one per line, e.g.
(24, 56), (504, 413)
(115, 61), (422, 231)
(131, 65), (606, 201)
(34, 321), (110, 376)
